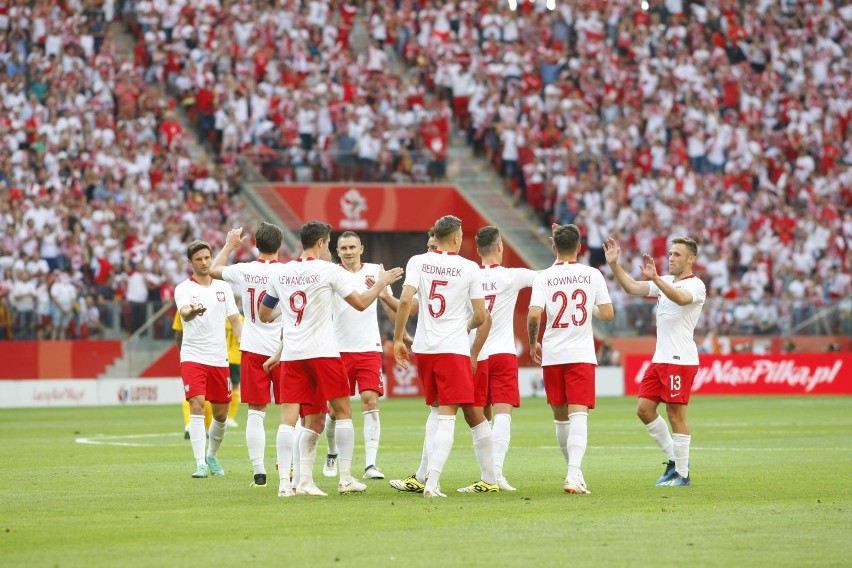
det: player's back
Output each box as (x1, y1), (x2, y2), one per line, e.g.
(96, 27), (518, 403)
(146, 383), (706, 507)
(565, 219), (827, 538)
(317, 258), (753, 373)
(405, 251), (483, 356)
(222, 260), (282, 356)
(268, 258), (353, 361)
(478, 265), (536, 357)
(531, 261), (611, 365)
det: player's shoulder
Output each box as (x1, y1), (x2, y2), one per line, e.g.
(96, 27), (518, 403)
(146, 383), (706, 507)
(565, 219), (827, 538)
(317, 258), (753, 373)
(681, 274), (706, 289)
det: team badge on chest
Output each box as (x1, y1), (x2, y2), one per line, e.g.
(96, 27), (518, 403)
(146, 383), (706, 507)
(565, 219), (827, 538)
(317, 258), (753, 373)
(217, 291), (226, 302)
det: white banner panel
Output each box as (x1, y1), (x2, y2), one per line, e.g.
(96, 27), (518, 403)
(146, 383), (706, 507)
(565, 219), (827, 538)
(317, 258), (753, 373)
(518, 366), (624, 399)
(98, 378), (185, 406)
(0, 378), (184, 408)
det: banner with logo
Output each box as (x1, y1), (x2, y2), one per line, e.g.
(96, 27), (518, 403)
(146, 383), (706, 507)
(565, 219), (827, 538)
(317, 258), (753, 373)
(623, 354), (852, 395)
(0, 378), (184, 408)
(267, 184), (459, 231)
(383, 351), (423, 398)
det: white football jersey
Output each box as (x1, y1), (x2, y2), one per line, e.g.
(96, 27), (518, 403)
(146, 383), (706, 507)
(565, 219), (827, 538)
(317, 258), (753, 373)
(474, 264), (537, 358)
(333, 262), (385, 353)
(265, 258), (355, 361)
(529, 261), (612, 365)
(174, 277), (239, 367)
(647, 274), (706, 365)
(221, 260), (283, 357)
(404, 250), (483, 356)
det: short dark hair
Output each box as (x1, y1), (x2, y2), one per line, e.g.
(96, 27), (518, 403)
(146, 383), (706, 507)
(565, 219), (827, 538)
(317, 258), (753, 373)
(255, 222), (283, 254)
(300, 220), (331, 248)
(553, 224), (580, 254)
(672, 236), (698, 257)
(186, 240), (212, 260)
(337, 231), (361, 244)
(475, 226), (501, 254)
(433, 215), (462, 239)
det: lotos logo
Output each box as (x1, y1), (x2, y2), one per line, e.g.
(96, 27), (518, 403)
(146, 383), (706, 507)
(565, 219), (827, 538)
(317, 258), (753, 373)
(118, 385), (159, 403)
(340, 188), (368, 230)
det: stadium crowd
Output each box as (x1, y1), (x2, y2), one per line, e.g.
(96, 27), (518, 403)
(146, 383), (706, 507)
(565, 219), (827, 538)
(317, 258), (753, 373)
(0, 0), (848, 341)
(0, 0), (253, 340)
(387, 0), (851, 334)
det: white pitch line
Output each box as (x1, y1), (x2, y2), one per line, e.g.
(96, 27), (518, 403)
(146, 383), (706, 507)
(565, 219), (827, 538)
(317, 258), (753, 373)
(76, 433), (188, 447)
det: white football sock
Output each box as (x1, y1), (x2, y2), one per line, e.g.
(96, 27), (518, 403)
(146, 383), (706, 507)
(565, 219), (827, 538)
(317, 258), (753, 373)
(426, 415), (456, 490)
(299, 429), (320, 486)
(275, 425), (294, 491)
(325, 414), (337, 455)
(189, 414), (206, 466)
(673, 433), (691, 478)
(646, 415), (676, 461)
(335, 418), (355, 481)
(363, 410), (380, 468)
(566, 412), (588, 482)
(492, 413), (512, 480)
(292, 424), (304, 487)
(471, 420), (497, 484)
(207, 418), (227, 457)
(554, 420), (570, 466)
(416, 407), (439, 483)
(245, 410), (266, 475)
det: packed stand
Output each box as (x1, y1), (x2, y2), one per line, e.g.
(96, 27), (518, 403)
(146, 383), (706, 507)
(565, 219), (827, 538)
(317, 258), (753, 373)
(127, 0), (453, 183)
(0, 1), (253, 341)
(388, 0), (851, 335)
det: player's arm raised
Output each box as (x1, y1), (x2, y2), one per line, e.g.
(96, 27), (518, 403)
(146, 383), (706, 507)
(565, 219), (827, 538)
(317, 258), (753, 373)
(210, 227), (245, 280)
(344, 265), (404, 311)
(640, 254), (694, 306)
(604, 238), (651, 296)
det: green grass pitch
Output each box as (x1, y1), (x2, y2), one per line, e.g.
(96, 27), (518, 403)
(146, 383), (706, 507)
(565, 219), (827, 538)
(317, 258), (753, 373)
(1, 396), (850, 567)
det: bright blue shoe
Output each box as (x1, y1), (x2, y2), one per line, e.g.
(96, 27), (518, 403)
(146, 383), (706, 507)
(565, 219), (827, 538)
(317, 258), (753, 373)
(655, 461), (677, 485)
(657, 472), (691, 487)
(206, 455), (225, 476)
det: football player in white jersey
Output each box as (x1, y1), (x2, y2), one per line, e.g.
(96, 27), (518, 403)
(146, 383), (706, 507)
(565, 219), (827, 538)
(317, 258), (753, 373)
(604, 236), (706, 487)
(210, 222), (285, 489)
(393, 215), (496, 498)
(471, 226), (538, 492)
(528, 224), (614, 494)
(174, 240), (243, 479)
(321, 231), (397, 481)
(258, 221), (403, 497)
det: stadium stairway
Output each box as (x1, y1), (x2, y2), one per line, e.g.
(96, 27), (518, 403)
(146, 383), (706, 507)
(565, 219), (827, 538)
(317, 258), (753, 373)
(99, 340), (171, 379)
(447, 141), (554, 269)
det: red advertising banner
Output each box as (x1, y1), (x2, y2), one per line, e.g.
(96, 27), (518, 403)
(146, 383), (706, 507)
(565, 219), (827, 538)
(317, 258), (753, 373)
(624, 354), (852, 395)
(268, 184), (460, 231)
(383, 351), (423, 398)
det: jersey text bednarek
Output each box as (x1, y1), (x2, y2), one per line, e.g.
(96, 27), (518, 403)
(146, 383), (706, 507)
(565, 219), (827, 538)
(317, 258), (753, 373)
(422, 264), (462, 277)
